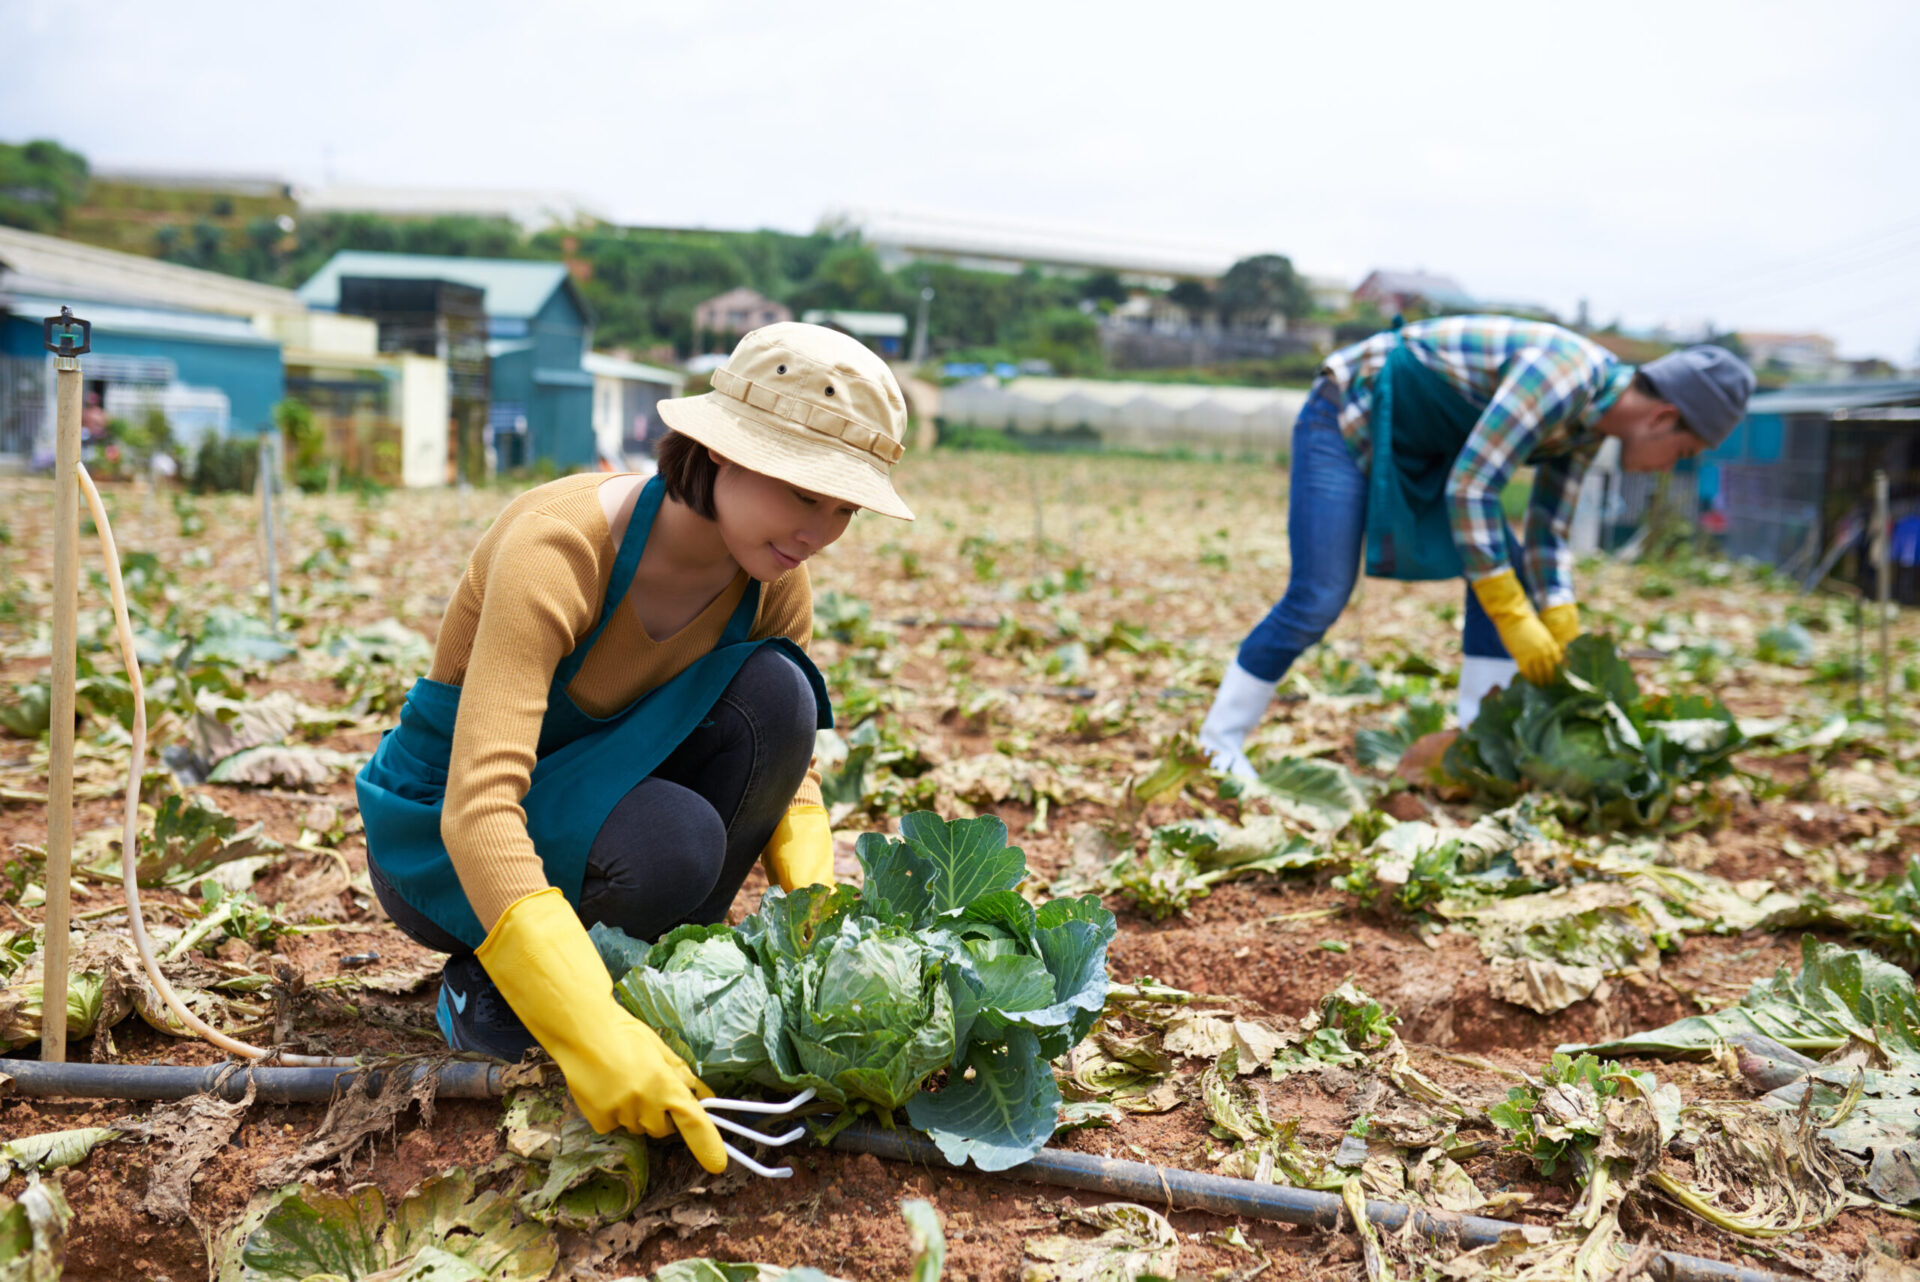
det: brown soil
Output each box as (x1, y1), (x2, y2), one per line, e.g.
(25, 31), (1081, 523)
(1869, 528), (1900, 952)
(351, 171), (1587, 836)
(2, 462), (1917, 1280)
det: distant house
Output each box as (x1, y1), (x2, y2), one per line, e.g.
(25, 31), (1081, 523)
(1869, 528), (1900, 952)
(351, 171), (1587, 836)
(585, 352), (684, 464)
(1736, 331), (1839, 382)
(300, 252), (597, 470)
(800, 309), (908, 358)
(1353, 269), (1477, 316)
(693, 288), (790, 348)
(0, 225), (297, 463)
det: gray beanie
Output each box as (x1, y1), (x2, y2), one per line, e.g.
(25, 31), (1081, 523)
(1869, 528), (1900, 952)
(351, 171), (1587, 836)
(1639, 345), (1757, 448)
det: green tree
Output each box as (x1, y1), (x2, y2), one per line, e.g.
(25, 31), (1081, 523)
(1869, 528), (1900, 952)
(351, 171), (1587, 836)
(789, 242), (905, 314)
(1216, 253), (1313, 328)
(1080, 271), (1128, 307)
(0, 138), (89, 232)
(1016, 307), (1104, 376)
(1168, 279), (1213, 315)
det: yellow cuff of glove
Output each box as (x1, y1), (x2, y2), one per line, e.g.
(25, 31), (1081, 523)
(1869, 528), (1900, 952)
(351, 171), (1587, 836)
(1470, 569), (1563, 687)
(477, 888), (726, 1172)
(763, 804), (835, 893)
(1540, 603), (1581, 647)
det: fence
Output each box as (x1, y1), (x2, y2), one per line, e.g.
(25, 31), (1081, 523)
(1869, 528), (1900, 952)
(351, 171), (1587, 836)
(0, 355), (49, 463)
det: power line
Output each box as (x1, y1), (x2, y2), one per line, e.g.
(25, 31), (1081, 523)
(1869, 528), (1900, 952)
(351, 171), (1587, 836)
(1664, 213), (1920, 309)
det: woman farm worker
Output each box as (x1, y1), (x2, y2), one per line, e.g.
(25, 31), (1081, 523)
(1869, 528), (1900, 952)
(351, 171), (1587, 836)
(357, 323), (913, 1172)
(1197, 316), (1755, 778)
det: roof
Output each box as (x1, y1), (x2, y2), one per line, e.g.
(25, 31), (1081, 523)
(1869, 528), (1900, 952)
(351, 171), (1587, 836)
(836, 206), (1243, 280)
(298, 252), (581, 322)
(1357, 269), (1475, 306)
(801, 309), (909, 338)
(697, 286), (781, 309)
(583, 352), (685, 388)
(3, 292), (280, 347)
(0, 225), (304, 318)
(1747, 380), (1920, 416)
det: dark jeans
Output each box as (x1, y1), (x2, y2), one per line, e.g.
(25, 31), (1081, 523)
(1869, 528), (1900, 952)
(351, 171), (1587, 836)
(1234, 377), (1528, 681)
(372, 645), (819, 955)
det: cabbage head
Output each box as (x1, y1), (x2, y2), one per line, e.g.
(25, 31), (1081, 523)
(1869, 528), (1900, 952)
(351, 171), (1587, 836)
(612, 923), (780, 1090)
(772, 915), (955, 1110)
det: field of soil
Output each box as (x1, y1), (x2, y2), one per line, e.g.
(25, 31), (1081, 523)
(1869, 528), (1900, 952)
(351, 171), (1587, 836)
(1, 450), (1917, 1281)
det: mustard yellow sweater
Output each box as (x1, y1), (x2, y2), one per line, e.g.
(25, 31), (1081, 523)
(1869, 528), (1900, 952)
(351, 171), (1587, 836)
(427, 474), (821, 931)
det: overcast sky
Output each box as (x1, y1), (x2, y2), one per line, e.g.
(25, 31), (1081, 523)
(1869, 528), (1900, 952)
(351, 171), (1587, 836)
(7, 0), (1918, 360)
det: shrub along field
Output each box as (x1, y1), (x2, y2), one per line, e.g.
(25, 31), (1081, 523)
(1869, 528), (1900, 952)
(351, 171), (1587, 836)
(0, 452), (1917, 1282)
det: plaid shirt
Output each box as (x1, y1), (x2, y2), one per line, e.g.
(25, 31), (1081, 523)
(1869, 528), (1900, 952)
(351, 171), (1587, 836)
(1320, 316), (1633, 607)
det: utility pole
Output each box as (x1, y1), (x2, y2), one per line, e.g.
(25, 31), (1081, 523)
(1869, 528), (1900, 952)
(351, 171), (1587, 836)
(910, 279), (934, 366)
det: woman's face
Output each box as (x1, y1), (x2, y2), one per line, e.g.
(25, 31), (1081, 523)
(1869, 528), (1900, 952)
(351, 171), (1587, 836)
(710, 452), (860, 581)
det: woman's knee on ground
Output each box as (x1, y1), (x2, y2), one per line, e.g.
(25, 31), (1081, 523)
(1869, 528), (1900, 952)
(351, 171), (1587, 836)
(724, 647), (818, 784)
(581, 777), (727, 937)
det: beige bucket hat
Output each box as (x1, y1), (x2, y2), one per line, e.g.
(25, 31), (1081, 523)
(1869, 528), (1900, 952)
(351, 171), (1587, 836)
(657, 322), (914, 520)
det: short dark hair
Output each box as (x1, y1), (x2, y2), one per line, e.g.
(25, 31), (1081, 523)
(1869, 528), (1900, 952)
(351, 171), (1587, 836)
(1633, 371), (1697, 436)
(655, 430), (720, 518)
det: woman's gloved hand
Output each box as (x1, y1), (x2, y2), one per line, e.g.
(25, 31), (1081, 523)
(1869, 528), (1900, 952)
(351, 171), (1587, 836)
(1540, 602), (1581, 648)
(1470, 570), (1563, 686)
(477, 888), (726, 1172)
(763, 803), (835, 892)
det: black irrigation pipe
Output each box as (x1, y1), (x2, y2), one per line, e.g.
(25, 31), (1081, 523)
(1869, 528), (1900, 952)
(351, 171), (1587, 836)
(829, 1122), (1797, 1282)
(2, 1061), (1796, 1282)
(0, 1058), (506, 1105)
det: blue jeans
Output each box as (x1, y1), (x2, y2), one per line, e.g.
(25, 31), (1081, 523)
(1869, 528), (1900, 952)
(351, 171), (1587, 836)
(1234, 380), (1520, 682)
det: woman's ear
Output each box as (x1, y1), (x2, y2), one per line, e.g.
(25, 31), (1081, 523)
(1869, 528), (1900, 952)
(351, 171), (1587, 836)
(707, 447), (728, 470)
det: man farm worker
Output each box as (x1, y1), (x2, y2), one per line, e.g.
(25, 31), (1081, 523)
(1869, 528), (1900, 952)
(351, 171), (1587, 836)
(1199, 316), (1755, 778)
(357, 323), (913, 1170)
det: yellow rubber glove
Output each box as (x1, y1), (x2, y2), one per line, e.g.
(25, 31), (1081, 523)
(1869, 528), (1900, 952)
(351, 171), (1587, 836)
(762, 803), (835, 893)
(1470, 569), (1564, 687)
(476, 888), (726, 1172)
(1540, 603), (1581, 648)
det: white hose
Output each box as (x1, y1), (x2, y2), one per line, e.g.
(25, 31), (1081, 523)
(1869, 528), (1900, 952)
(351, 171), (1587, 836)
(78, 465), (355, 1067)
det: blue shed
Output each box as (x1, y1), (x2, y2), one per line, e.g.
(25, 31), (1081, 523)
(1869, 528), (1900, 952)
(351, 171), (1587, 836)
(0, 296), (284, 435)
(1709, 380), (1920, 580)
(298, 253), (596, 469)
(1, 225), (299, 460)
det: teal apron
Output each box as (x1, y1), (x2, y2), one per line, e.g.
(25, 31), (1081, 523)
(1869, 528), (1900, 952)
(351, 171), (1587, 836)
(356, 475), (833, 951)
(1363, 325), (1486, 582)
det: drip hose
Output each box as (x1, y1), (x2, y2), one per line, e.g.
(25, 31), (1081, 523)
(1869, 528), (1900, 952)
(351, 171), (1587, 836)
(76, 466), (355, 1068)
(827, 1123), (1797, 1282)
(0, 1059), (1799, 1282)
(1, 1057), (502, 1103)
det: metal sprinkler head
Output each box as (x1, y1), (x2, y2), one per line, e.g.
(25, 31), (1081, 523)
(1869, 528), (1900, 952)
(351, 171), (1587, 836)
(42, 305), (91, 357)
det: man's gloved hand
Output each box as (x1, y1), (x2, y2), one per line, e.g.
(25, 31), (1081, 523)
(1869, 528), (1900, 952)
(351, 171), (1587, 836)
(477, 888), (726, 1172)
(1540, 602), (1581, 648)
(763, 803), (835, 893)
(1471, 569), (1563, 686)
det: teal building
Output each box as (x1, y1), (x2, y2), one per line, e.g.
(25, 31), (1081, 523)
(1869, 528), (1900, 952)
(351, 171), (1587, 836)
(298, 254), (596, 469)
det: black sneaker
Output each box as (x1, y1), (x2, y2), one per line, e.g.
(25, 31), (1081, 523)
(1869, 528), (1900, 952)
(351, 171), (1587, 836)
(435, 953), (538, 1061)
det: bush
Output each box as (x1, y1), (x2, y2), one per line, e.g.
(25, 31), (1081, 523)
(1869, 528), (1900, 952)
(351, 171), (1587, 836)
(190, 435), (261, 493)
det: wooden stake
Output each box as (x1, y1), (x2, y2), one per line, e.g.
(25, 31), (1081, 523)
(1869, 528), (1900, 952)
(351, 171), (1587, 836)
(43, 348), (81, 1062)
